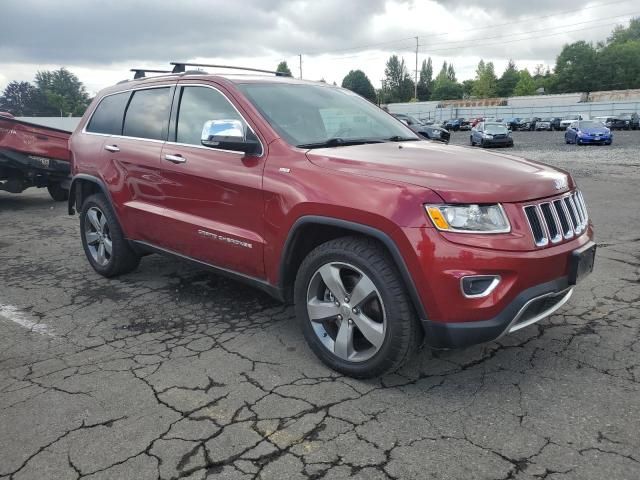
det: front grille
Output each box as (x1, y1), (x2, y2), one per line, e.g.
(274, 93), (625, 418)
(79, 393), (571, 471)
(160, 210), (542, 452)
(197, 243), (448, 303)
(523, 191), (588, 247)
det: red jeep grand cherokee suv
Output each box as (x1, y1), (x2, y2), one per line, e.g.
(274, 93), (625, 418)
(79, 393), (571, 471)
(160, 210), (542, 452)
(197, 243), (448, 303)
(68, 66), (595, 378)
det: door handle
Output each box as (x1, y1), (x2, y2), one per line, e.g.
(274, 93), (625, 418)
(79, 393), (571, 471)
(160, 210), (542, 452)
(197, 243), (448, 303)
(104, 145), (120, 152)
(165, 154), (187, 164)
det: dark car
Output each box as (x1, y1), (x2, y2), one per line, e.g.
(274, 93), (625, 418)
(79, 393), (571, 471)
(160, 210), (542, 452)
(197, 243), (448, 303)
(535, 118), (553, 131)
(504, 118), (521, 131)
(564, 120), (612, 145)
(549, 117), (562, 131)
(599, 117), (630, 130)
(67, 63), (594, 378)
(619, 114), (639, 130)
(470, 121), (514, 147)
(392, 113), (450, 143)
(519, 117), (541, 131)
(444, 118), (466, 131)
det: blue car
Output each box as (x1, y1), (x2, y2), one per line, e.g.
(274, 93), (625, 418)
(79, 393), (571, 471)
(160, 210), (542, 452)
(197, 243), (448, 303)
(565, 120), (612, 145)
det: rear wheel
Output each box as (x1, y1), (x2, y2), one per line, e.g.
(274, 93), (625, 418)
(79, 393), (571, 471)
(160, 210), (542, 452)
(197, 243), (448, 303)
(470, 136), (475, 146)
(80, 194), (140, 277)
(294, 236), (421, 378)
(47, 182), (68, 202)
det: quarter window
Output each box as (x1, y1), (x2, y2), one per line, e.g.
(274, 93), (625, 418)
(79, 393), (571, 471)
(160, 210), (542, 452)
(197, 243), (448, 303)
(175, 86), (248, 146)
(86, 92), (130, 135)
(122, 88), (172, 141)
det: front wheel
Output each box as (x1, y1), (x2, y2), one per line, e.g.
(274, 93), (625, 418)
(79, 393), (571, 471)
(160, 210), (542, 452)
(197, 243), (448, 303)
(47, 182), (69, 202)
(294, 236), (421, 378)
(470, 136), (475, 146)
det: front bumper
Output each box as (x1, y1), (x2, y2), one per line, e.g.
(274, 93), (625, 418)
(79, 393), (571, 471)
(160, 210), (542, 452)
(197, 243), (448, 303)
(578, 135), (611, 144)
(422, 277), (573, 348)
(483, 137), (513, 146)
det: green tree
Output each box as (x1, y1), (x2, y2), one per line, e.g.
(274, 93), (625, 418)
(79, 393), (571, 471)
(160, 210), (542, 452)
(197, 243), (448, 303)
(553, 41), (598, 93)
(472, 60), (498, 98)
(513, 69), (536, 96)
(383, 55), (414, 102)
(607, 17), (640, 45)
(0, 81), (50, 116)
(416, 58), (433, 101)
(462, 79), (476, 98)
(276, 61), (292, 76)
(341, 69), (376, 102)
(34, 68), (90, 116)
(597, 40), (640, 90)
(496, 59), (520, 97)
(447, 63), (457, 82)
(431, 63), (463, 100)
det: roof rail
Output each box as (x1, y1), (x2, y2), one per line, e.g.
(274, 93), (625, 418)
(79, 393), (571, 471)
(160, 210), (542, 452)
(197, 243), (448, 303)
(170, 62), (292, 77)
(130, 68), (173, 80)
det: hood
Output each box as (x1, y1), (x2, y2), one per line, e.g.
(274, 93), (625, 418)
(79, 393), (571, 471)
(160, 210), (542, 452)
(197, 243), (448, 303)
(306, 141), (573, 203)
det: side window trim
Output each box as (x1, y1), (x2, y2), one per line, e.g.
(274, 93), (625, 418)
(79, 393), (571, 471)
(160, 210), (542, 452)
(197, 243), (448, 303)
(122, 85), (175, 142)
(170, 83), (263, 157)
(84, 91), (131, 135)
(83, 83), (177, 141)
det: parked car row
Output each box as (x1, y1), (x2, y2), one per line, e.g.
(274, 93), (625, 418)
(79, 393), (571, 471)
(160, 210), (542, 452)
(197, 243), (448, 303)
(391, 113), (451, 143)
(411, 113), (639, 132)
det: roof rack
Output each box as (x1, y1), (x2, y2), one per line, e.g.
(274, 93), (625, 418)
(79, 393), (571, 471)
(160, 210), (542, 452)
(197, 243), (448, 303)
(170, 62), (292, 77)
(130, 68), (172, 79)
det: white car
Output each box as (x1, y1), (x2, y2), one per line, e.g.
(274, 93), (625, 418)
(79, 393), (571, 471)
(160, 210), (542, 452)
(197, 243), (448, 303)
(559, 115), (584, 130)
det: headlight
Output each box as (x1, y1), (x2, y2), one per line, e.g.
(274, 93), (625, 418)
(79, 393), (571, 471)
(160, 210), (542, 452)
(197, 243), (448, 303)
(484, 133), (493, 138)
(432, 130), (441, 137)
(425, 204), (511, 233)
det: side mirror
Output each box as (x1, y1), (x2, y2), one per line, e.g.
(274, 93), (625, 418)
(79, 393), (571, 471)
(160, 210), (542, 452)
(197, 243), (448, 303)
(201, 119), (259, 154)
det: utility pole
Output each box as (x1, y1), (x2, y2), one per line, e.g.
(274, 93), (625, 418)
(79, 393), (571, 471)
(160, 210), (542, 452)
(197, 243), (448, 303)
(299, 54), (303, 80)
(414, 36), (419, 100)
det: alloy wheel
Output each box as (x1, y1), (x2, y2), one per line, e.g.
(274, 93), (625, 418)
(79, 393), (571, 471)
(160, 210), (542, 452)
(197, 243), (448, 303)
(84, 206), (112, 266)
(306, 262), (386, 362)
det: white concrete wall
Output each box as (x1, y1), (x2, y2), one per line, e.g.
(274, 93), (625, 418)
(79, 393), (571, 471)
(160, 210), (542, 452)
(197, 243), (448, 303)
(16, 117), (81, 132)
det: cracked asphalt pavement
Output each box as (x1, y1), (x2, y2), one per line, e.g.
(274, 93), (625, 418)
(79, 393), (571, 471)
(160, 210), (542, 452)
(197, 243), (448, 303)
(1, 132), (639, 479)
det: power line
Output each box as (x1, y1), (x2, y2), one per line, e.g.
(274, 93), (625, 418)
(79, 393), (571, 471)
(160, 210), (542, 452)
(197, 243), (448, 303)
(302, 0), (634, 57)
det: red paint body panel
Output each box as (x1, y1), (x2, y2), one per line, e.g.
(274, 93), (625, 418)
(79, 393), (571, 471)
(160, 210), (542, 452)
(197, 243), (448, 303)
(70, 74), (595, 329)
(0, 116), (71, 161)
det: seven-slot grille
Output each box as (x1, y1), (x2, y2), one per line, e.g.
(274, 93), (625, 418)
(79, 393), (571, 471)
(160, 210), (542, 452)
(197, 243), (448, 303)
(523, 191), (588, 247)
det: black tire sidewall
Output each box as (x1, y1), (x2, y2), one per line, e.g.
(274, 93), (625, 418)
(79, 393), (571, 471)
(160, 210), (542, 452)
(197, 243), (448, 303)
(80, 194), (138, 277)
(294, 239), (417, 378)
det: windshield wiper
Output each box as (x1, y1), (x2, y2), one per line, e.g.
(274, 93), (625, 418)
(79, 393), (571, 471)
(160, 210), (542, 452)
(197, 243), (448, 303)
(386, 135), (420, 142)
(296, 138), (386, 149)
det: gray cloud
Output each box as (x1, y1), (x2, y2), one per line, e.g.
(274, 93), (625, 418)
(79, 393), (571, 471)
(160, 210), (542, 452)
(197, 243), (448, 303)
(431, 0), (585, 16)
(0, 0), (389, 64)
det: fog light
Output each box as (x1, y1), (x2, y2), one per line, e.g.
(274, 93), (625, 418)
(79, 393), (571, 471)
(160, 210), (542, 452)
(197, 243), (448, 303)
(461, 275), (501, 298)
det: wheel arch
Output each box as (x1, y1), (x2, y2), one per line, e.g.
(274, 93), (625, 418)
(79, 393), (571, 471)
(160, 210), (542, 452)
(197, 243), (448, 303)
(279, 216), (428, 321)
(68, 174), (112, 216)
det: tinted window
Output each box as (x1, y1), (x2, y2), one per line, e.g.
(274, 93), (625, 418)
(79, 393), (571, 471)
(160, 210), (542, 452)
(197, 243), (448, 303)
(176, 86), (246, 146)
(86, 92), (130, 135)
(123, 88), (171, 140)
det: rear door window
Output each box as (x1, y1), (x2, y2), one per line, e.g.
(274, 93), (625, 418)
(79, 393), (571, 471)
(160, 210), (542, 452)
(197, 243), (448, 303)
(86, 92), (130, 135)
(123, 87), (172, 141)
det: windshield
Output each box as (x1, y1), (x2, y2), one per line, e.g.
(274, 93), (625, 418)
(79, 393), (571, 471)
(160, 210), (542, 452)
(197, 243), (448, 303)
(541, 118), (552, 122)
(237, 83), (418, 147)
(485, 124), (509, 134)
(578, 121), (604, 129)
(565, 116), (580, 120)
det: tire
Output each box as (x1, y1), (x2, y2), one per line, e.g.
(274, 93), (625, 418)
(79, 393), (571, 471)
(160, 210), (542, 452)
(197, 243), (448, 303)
(294, 236), (421, 378)
(480, 139), (486, 148)
(470, 136), (475, 146)
(47, 182), (69, 202)
(79, 193), (140, 277)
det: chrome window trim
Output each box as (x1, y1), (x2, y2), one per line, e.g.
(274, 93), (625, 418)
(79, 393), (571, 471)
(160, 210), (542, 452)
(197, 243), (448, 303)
(460, 275), (501, 299)
(81, 82), (264, 157)
(82, 84), (172, 136)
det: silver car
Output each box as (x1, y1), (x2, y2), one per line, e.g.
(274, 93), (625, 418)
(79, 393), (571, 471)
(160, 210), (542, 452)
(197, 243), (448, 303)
(536, 118), (552, 131)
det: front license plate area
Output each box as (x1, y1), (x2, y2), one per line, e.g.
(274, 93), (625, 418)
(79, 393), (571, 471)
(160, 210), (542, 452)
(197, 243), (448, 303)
(569, 242), (596, 285)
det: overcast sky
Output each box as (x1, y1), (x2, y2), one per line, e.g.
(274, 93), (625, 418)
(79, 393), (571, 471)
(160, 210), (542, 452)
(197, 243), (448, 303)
(0, 0), (637, 96)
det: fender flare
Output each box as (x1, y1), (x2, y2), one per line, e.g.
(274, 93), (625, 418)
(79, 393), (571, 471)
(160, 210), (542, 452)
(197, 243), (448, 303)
(279, 215), (428, 321)
(67, 174), (113, 215)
